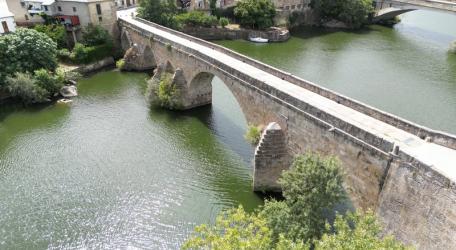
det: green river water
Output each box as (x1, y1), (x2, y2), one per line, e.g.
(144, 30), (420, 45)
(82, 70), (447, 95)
(0, 10), (455, 249)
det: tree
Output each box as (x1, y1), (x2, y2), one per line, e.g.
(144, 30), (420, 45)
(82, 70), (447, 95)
(311, 0), (373, 28)
(137, 0), (180, 29)
(5, 72), (49, 105)
(315, 211), (411, 250)
(0, 28), (58, 85)
(261, 154), (345, 243)
(34, 24), (68, 49)
(82, 25), (113, 47)
(182, 206), (273, 250)
(234, 0), (276, 29)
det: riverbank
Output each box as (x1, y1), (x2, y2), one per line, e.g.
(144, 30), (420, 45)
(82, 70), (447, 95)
(182, 25), (290, 42)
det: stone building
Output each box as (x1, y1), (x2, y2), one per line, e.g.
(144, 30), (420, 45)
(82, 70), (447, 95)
(0, 0), (16, 34)
(6, 0), (117, 41)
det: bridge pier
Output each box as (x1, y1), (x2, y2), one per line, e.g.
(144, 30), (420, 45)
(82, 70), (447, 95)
(253, 122), (290, 192)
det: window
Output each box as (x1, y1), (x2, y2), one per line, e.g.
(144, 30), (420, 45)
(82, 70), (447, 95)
(98, 16), (103, 22)
(2, 21), (10, 33)
(25, 14), (29, 20)
(73, 7), (76, 12)
(57, 6), (62, 11)
(44, 6), (48, 11)
(96, 4), (102, 15)
(20, 2), (25, 7)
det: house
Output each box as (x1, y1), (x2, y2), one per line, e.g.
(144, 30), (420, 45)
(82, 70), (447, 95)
(0, 0), (16, 34)
(115, 0), (139, 9)
(6, 0), (44, 26)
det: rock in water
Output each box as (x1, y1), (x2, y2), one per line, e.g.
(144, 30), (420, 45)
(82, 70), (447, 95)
(60, 85), (78, 97)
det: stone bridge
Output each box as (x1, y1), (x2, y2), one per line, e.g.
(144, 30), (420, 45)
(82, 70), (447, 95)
(374, 0), (456, 22)
(118, 16), (456, 249)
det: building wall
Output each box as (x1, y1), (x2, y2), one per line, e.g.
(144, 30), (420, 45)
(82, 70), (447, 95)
(87, 0), (117, 32)
(0, 16), (16, 33)
(6, 0), (43, 25)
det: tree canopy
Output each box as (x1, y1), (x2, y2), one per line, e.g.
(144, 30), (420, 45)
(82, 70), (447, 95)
(137, 0), (180, 29)
(0, 28), (58, 85)
(311, 0), (373, 28)
(234, 0), (276, 29)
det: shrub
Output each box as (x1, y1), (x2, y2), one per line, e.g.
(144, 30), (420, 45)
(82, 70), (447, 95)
(155, 73), (181, 109)
(175, 11), (219, 28)
(34, 68), (64, 94)
(244, 124), (262, 145)
(0, 28), (57, 85)
(311, 0), (373, 28)
(57, 48), (71, 62)
(234, 0), (276, 29)
(82, 25), (113, 47)
(219, 17), (230, 27)
(116, 59), (126, 70)
(5, 72), (49, 105)
(70, 43), (113, 64)
(34, 24), (68, 49)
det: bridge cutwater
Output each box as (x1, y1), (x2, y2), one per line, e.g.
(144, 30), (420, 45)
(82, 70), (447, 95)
(118, 15), (456, 250)
(374, 0), (456, 21)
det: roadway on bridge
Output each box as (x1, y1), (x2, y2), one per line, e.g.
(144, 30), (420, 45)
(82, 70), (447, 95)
(120, 16), (456, 181)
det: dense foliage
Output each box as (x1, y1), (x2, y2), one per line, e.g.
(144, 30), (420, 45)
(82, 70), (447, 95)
(82, 25), (113, 47)
(0, 28), (57, 85)
(175, 12), (218, 28)
(34, 24), (68, 49)
(261, 154), (345, 242)
(311, 0), (373, 28)
(219, 17), (230, 28)
(154, 73), (182, 109)
(234, 0), (276, 29)
(183, 153), (410, 249)
(315, 211), (412, 250)
(138, 0), (180, 29)
(69, 43), (113, 64)
(244, 124), (262, 145)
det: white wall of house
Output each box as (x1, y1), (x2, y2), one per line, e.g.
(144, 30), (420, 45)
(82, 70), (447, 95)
(0, 0), (16, 33)
(6, 0), (44, 25)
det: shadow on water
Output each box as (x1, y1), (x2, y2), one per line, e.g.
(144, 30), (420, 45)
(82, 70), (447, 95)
(148, 105), (262, 211)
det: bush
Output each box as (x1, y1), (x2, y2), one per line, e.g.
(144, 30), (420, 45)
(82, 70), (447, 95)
(70, 43), (113, 64)
(0, 28), (57, 85)
(57, 48), (71, 62)
(175, 11), (219, 28)
(5, 72), (49, 105)
(34, 24), (68, 49)
(116, 59), (125, 70)
(311, 0), (373, 28)
(34, 68), (64, 94)
(155, 72), (181, 109)
(244, 124), (262, 145)
(234, 0), (276, 29)
(82, 25), (113, 47)
(219, 17), (230, 27)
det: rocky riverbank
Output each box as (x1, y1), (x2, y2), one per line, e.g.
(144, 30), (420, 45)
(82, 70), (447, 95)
(182, 25), (290, 42)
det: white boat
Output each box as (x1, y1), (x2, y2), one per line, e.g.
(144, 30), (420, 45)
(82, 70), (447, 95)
(57, 98), (73, 104)
(249, 37), (269, 43)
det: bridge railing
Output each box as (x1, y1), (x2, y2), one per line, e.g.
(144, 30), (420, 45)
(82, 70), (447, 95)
(125, 16), (456, 150)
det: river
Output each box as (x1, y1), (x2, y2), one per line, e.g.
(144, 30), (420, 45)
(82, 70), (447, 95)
(0, 10), (455, 249)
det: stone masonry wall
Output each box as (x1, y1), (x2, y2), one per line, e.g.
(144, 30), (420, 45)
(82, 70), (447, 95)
(119, 18), (456, 249)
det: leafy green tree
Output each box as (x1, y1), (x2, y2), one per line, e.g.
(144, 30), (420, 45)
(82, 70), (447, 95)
(234, 0), (276, 29)
(137, 0), (180, 29)
(261, 154), (345, 243)
(82, 25), (113, 47)
(175, 11), (219, 28)
(315, 211), (411, 250)
(34, 24), (68, 49)
(244, 124), (262, 145)
(183, 206), (273, 250)
(5, 72), (49, 105)
(0, 28), (57, 85)
(311, 0), (373, 28)
(34, 68), (64, 94)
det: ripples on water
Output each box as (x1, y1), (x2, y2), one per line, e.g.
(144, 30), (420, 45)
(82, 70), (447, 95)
(0, 72), (262, 249)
